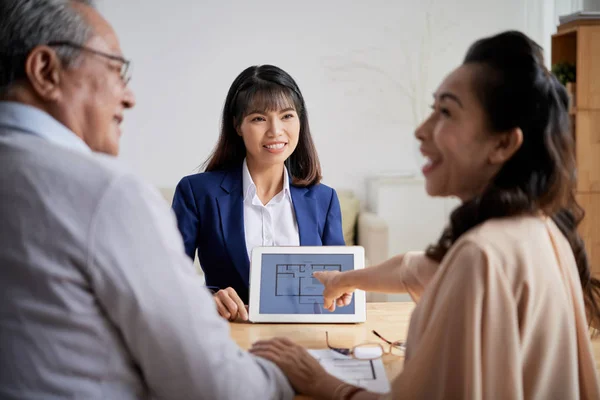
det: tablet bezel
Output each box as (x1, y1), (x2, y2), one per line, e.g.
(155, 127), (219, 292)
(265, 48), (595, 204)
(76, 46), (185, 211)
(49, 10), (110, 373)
(248, 246), (366, 323)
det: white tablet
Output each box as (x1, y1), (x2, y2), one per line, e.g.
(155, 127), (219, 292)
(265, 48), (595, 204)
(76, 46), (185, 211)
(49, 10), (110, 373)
(248, 246), (366, 323)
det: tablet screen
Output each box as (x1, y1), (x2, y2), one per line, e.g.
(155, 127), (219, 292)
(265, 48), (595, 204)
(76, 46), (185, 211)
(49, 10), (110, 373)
(258, 253), (355, 314)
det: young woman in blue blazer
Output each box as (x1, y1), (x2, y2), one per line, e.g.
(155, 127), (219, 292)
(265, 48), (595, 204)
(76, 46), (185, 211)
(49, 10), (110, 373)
(172, 65), (345, 321)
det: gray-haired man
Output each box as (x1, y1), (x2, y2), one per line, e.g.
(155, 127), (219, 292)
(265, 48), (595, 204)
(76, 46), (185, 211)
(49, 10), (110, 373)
(0, 1), (293, 399)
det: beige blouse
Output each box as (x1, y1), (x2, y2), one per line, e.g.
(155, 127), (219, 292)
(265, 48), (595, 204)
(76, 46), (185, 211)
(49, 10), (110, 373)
(385, 216), (600, 399)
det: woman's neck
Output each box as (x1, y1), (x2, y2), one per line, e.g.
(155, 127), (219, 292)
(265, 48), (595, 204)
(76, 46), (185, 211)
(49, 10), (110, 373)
(246, 158), (285, 205)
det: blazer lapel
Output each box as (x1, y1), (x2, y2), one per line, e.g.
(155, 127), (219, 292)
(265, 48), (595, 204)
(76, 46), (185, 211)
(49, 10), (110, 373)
(216, 168), (250, 287)
(290, 185), (320, 245)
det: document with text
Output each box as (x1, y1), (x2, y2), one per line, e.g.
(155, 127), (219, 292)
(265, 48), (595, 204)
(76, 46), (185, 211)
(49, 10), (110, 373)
(307, 349), (391, 393)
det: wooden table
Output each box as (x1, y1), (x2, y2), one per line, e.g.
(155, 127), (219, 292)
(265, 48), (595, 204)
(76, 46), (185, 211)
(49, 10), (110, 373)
(231, 302), (600, 383)
(231, 302), (410, 381)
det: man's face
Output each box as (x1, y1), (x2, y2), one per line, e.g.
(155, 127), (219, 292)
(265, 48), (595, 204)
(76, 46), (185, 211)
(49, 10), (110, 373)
(56, 4), (135, 155)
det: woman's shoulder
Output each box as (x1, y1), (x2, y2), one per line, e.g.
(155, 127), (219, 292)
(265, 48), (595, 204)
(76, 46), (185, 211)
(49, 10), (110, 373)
(180, 169), (228, 184)
(296, 181), (336, 198)
(176, 168), (238, 194)
(449, 215), (560, 275)
(461, 215), (547, 248)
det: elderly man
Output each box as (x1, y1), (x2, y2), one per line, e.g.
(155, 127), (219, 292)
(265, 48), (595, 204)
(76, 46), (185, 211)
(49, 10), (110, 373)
(0, 1), (293, 399)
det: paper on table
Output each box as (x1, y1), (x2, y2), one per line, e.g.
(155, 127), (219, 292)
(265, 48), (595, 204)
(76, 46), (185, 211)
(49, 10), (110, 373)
(307, 349), (391, 394)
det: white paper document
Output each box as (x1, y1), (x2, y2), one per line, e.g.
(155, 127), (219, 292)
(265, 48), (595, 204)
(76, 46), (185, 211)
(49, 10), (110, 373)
(307, 349), (391, 394)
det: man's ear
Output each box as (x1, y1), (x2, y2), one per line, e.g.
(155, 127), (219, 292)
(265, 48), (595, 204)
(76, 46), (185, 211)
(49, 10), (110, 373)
(488, 127), (523, 165)
(24, 46), (63, 102)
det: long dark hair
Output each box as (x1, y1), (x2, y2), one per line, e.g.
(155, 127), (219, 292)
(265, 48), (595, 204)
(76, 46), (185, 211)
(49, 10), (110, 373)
(204, 65), (322, 187)
(425, 31), (600, 327)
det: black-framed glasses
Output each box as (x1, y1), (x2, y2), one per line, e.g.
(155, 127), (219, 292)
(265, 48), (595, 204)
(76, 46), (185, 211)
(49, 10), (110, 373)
(47, 41), (132, 85)
(325, 331), (405, 360)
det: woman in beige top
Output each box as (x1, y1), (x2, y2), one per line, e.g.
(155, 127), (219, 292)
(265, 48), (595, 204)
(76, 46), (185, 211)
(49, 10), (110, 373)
(249, 31), (600, 399)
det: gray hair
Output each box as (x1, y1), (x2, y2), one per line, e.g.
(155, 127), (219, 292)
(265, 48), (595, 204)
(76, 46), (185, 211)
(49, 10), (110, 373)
(0, 0), (96, 95)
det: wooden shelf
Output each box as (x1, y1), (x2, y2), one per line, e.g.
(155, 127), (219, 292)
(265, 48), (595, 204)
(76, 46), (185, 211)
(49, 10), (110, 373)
(551, 31), (577, 65)
(559, 19), (600, 32)
(553, 27), (578, 38)
(552, 18), (600, 276)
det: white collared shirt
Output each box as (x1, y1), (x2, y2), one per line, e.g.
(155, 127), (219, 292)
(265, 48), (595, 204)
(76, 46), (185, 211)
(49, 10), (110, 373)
(242, 159), (300, 260)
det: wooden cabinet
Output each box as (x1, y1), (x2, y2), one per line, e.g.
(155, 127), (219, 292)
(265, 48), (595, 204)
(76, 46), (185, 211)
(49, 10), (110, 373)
(553, 19), (600, 276)
(577, 193), (600, 276)
(576, 111), (600, 192)
(576, 28), (600, 110)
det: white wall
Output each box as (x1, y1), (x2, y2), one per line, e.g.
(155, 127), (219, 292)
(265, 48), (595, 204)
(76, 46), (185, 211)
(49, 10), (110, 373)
(98, 0), (563, 202)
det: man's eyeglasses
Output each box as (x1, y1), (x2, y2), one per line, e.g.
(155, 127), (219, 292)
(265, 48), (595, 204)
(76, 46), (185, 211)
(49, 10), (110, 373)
(325, 330), (405, 360)
(47, 41), (132, 85)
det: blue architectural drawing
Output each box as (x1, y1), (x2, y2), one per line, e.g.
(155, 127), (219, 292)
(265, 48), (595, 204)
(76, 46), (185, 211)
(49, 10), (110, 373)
(275, 264), (341, 304)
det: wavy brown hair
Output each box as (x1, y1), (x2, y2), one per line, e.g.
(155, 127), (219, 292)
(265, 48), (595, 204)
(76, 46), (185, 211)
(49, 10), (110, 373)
(204, 65), (321, 187)
(425, 31), (600, 327)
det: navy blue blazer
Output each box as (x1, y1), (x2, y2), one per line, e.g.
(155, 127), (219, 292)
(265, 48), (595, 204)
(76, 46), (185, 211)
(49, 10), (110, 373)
(172, 165), (345, 303)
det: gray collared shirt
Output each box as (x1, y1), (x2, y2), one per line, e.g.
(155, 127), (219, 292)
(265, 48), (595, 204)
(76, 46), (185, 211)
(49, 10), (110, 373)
(0, 101), (91, 153)
(0, 102), (293, 400)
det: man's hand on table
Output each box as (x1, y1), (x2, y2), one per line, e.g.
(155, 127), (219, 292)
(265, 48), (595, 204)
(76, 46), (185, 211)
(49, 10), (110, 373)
(250, 337), (345, 398)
